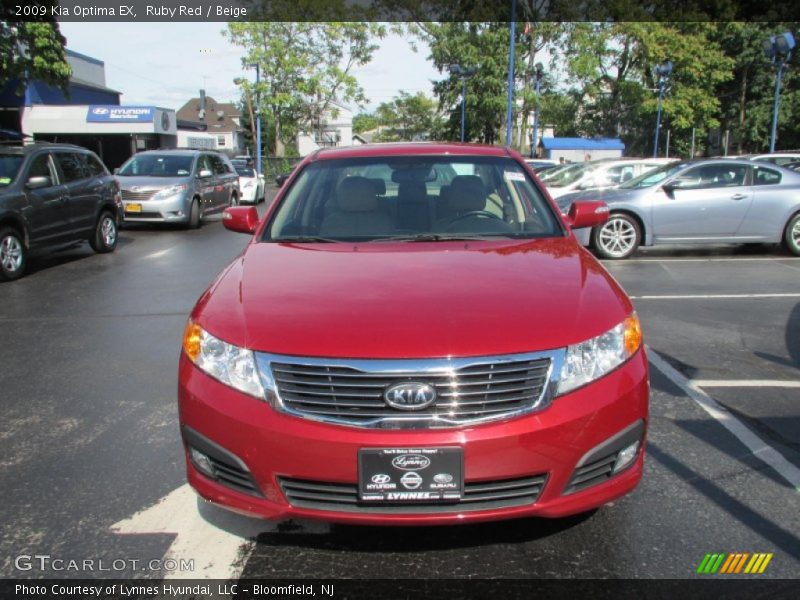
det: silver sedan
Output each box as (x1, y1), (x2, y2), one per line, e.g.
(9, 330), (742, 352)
(556, 159), (800, 259)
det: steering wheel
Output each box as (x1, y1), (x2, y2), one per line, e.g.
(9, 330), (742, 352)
(447, 210), (505, 225)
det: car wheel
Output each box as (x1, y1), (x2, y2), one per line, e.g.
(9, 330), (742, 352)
(89, 211), (118, 253)
(0, 226), (26, 281)
(784, 212), (800, 256)
(592, 213), (641, 259)
(187, 198), (201, 230)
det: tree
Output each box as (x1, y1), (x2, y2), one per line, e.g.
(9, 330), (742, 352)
(0, 21), (71, 94)
(353, 112), (380, 134)
(225, 15), (385, 156)
(373, 92), (444, 141)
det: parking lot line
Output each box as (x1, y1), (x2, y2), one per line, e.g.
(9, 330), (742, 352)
(692, 380), (800, 388)
(631, 293), (800, 300)
(605, 257), (800, 264)
(648, 349), (800, 492)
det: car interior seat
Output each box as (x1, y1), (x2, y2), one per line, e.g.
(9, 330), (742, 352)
(319, 176), (394, 238)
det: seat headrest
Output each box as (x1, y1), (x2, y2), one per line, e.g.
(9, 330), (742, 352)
(398, 179), (426, 202)
(366, 178), (386, 195)
(337, 177), (378, 212)
(448, 175), (486, 213)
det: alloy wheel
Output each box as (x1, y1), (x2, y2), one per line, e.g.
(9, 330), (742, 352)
(597, 218), (638, 258)
(101, 217), (116, 247)
(1, 234), (23, 273)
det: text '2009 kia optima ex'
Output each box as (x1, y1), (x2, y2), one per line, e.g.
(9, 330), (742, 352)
(178, 142), (649, 525)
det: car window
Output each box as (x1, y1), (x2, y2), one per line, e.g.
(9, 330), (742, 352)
(753, 166), (782, 186)
(118, 154), (193, 177)
(265, 156), (561, 242)
(671, 164), (748, 189)
(211, 155), (230, 175)
(56, 153), (89, 183)
(24, 153), (56, 185)
(0, 155), (25, 186)
(197, 155), (214, 174)
(85, 154), (107, 177)
(621, 161), (690, 189)
(605, 165), (635, 184)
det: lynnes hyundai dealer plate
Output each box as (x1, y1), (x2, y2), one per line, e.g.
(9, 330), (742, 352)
(358, 448), (464, 502)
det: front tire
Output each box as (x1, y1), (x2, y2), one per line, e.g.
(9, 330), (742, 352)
(187, 198), (201, 230)
(592, 213), (642, 260)
(89, 211), (118, 253)
(0, 227), (26, 281)
(784, 213), (800, 256)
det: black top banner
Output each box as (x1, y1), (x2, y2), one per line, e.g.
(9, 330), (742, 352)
(2, 0), (800, 22)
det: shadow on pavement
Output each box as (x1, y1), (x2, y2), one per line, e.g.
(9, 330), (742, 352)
(754, 301), (800, 371)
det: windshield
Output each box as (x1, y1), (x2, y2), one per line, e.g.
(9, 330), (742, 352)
(117, 154), (194, 177)
(542, 163), (591, 187)
(236, 167), (255, 177)
(620, 162), (692, 189)
(264, 156), (562, 242)
(0, 155), (24, 186)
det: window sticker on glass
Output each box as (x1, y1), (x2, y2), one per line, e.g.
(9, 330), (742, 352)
(504, 171), (526, 182)
(0, 177), (11, 185)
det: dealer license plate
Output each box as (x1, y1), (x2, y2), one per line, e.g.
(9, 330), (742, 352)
(125, 203), (142, 213)
(358, 447), (463, 502)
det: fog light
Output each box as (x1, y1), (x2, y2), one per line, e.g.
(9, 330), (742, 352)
(613, 441), (640, 473)
(189, 447), (214, 477)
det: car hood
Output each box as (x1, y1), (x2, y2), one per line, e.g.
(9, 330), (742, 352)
(117, 176), (191, 189)
(193, 238), (634, 359)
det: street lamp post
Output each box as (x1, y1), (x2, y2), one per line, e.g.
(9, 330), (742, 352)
(763, 32), (796, 153)
(449, 64), (477, 143)
(652, 60), (673, 158)
(530, 63), (544, 158)
(505, 0), (517, 147)
(247, 64), (262, 175)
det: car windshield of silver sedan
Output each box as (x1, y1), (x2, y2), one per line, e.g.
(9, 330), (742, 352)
(117, 154), (194, 177)
(0, 155), (24, 186)
(263, 156), (562, 242)
(620, 161), (691, 189)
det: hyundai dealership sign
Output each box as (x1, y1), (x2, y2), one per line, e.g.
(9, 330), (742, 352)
(86, 106), (156, 122)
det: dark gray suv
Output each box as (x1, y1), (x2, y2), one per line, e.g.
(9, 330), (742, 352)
(0, 143), (120, 281)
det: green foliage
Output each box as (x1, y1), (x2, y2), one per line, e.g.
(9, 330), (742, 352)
(353, 113), (380, 134)
(373, 92), (444, 141)
(225, 10), (385, 156)
(0, 21), (71, 94)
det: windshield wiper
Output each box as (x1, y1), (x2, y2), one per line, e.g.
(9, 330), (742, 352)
(271, 235), (340, 243)
(371, 233), (512, 242)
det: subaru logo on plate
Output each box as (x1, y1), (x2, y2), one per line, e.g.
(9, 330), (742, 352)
(384, 382), (437, 411)
(433, 473), (453, 484)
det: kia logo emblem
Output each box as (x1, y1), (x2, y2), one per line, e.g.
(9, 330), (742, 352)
(391, 454), (431, 471)
(384, 382), (437, 411)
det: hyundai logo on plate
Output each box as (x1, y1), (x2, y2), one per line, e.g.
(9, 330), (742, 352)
(371, 474), (391, 484)
(383, 382), (437, 410)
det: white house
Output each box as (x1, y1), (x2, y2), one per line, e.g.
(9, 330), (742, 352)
(298, 102), (353, 156)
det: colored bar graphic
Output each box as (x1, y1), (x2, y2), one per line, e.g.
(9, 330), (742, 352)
(698, 552), (773, 574)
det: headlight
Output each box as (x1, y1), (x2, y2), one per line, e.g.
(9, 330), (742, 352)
(557, 313), (642, 395)
(153, 184), (187, 199)
(182, 321), (264, 398)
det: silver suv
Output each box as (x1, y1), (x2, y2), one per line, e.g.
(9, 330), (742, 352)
(116, 149), (240, 228)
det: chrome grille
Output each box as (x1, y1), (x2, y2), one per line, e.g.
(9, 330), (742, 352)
(121, 189), (156, 202)
(278, 474), (547, 513)
(258, 351), (560, 428)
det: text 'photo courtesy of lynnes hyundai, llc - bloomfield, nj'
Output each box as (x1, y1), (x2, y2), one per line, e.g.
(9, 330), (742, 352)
(1, 2), (800, 600)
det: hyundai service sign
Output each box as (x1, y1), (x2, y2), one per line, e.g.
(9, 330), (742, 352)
(86, 106), (156, 123)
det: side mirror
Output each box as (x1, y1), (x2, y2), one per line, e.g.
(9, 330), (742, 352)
(223, 206), (259, 234)
(26, 175), (52, 189)
(566, 200), (610, 229)
(198, 169), (213, 178)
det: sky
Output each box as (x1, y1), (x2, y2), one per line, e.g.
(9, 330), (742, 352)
(57, 22), (440, 114)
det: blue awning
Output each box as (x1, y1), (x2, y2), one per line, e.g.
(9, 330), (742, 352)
(540, 137), (625, 151)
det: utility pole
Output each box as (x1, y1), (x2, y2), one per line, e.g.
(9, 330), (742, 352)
(504, 0), (517, 147)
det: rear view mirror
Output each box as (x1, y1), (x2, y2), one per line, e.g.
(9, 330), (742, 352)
(566, 201), (610, 229)
(26, 175), (52, 189)
(223, 206), (259, 234)
(198, 169), (213, 178)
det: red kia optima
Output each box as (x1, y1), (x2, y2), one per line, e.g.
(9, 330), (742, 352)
(178, 143), (648, 525)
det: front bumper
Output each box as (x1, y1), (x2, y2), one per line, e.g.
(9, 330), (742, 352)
(122, 194), (189, 223)
(178, 349), (649, 525)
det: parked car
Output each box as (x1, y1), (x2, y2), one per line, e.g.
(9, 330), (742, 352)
(179, 142), (649, 525)
(0, 143), (120, 281)
(784, 161), (800, 172)
(524, 158), (559, 172)
(736, 153), (800, 166)
(541, 158), (678, 198)
(556, 159), (800, 259)
(234, 165), (265, 204)
(115, 149), (239, 229)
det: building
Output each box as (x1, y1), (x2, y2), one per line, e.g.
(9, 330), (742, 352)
(537, 137), (625, 162)
(0, 49), (177, 170)
(298, 102), (353, 156)
(176, 91), (246, 153)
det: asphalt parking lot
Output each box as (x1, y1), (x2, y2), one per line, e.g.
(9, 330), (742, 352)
(0, 195), (798, 582)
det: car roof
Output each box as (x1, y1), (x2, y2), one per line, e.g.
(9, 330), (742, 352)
(312, 142), (512, 161)
(0, 142), (91, 155)
(133, 149), (206, 156)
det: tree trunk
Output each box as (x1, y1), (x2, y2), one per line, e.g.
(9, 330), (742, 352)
(275, 116), (285, 158)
